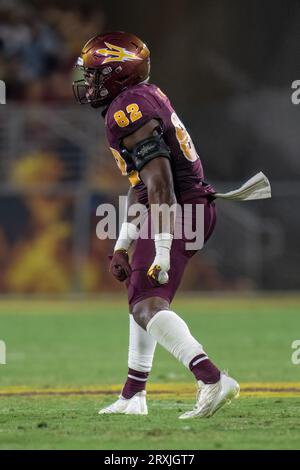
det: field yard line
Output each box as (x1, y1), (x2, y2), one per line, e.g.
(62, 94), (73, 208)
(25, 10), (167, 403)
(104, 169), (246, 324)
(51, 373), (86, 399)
(1, 382), (300, 398)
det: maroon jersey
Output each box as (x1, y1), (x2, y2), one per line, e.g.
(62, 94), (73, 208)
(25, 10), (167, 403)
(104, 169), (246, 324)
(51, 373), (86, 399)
(105, 83), (214, 204)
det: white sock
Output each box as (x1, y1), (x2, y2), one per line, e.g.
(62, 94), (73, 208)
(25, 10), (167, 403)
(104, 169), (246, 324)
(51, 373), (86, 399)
(146, 310), (204, 368)
(128, 314), (157, 372)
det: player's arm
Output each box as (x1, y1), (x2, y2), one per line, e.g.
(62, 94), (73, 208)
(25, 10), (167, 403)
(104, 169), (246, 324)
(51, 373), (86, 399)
(123, 119), (177, 286)
(109, 186), (139, 282)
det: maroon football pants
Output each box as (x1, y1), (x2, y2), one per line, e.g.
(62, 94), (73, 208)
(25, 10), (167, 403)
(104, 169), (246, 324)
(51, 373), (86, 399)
(126, 198), (216, 308)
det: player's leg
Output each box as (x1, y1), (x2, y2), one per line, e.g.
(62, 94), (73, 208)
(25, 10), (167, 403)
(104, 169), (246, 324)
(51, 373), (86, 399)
(129, 201), (239, 418)
(99, 314), (156, 415)
(132, 297), (239, 419)
(132, 296), (221, 385)
(122, 314), (156, 398)
(130, 201), (221, 388)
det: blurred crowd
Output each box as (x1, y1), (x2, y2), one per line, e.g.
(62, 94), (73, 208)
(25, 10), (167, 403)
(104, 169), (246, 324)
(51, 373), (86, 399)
(0, 1), (121, 294)
(0, 0), (104, 102)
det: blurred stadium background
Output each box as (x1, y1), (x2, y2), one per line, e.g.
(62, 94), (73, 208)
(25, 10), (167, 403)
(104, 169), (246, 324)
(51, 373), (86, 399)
(0, 0), (299, 295)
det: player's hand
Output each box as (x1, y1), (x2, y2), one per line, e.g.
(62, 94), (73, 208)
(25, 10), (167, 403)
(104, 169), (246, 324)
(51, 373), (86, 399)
(109, 250), (132, 282)
(147, 255), (170, 287)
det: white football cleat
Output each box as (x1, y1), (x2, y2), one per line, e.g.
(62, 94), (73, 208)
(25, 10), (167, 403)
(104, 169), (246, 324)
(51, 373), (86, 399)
(98, 390), (148, 415)
(179, 372), (240, 420)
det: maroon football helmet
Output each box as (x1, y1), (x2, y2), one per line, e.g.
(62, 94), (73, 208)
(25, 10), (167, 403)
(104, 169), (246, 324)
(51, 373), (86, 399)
(73, 31), (150, 107)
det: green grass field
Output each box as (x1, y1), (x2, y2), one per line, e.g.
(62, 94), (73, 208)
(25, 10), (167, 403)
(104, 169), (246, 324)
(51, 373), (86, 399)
(1, 296), (300, 449)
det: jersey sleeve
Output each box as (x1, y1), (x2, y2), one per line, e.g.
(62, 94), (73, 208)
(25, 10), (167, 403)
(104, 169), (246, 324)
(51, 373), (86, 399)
(106, 89), (160, 143)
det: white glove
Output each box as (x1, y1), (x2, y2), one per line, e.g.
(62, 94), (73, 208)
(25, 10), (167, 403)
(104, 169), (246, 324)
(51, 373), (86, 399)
(147, 233), (173, 286)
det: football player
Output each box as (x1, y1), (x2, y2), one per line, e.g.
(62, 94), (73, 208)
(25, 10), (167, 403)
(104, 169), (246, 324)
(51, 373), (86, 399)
(73, 32), (269, 418)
